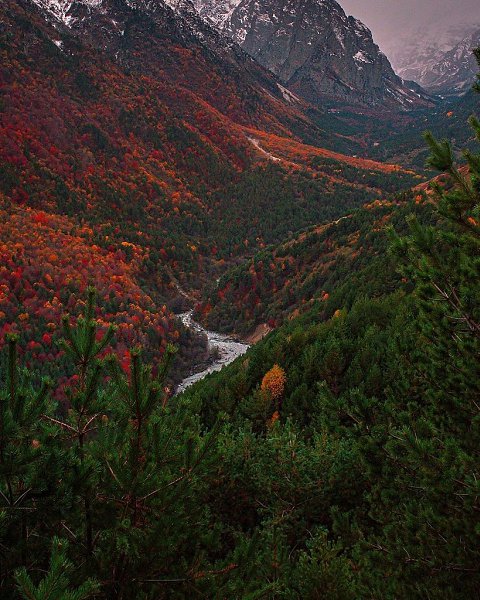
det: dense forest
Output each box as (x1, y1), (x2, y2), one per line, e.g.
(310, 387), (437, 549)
(0, 56), (479, 597)
(195, 190), (435, 335)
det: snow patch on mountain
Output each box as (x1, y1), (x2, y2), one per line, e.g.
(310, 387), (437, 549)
(30, 0), (102, 25)
(277, 83), (300, 103)
(164, 0), (197, 14)
(192, 0), (241, 27)
(353, 50), (372, 65)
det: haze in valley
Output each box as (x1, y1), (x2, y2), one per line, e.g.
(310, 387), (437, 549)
(340, 0), (480, 68)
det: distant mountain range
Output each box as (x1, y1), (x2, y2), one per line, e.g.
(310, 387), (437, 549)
(23, 0), (436, 112)
(11, 0), (480, 111)
(396, 27), (480, 97)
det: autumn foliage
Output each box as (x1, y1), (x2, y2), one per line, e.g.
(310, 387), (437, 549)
(0, 197), (180, 385)
(261, 364), (287, 402)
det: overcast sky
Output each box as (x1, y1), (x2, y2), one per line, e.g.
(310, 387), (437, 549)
(340, 0), (480, 60)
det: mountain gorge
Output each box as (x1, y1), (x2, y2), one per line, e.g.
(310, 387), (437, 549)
(195, 189), (432, 336)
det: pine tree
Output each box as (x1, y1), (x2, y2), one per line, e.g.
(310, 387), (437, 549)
(370, 50), (480, 598)
(41, 287), (116, 559)
(92, 345), (225, 597)
(0, 289), (228, 598)
(0, 334), (53, 595)
(15, 538), (98, 600)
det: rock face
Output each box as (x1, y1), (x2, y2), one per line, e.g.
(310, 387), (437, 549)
(27, 0), (102, 27)
(25, 0), (284, 102)
(194, 0), (432, 109)
(194, 0), (240, 28)
(397, 28), (480, 97)
(29, 0), (432, 110)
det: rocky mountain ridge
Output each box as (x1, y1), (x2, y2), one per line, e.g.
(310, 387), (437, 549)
(193, 0), (432, 109)
(28, 0), (433, 110)
(24, 0), (300, 125)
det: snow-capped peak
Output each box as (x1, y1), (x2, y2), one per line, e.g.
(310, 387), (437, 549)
(396, 26), (480, 97)
(164, 0), (197, 13)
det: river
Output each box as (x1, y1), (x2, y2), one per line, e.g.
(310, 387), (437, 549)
(176, 311), (250, 394)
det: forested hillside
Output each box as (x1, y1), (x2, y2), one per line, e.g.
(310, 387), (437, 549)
(195, 191), (433, 335)
(181, 105), (480, 597)
(0, 195), (210, 386)
(0, 0), (421, 371)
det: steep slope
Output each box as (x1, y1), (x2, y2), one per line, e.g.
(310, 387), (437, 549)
(0, 195), (207, 385)
(194, 0), (432, 109)
(194, 190), (435, 336)
(1, 0), (419, 236)
(397, 28), (480, 97)
(25, 0), (288, 125)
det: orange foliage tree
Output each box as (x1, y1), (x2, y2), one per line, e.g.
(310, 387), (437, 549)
(261, 364), (286, 406)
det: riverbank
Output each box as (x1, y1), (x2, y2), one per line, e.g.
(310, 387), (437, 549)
(175, 311), (250, 394)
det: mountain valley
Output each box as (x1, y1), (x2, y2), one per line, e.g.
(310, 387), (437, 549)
(0, 0), (479, 597)
(0, 0), (429, 379)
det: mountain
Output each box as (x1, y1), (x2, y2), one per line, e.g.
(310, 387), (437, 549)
(397, 27), (480, 97)
(193, 0), (432, 109)
(22, 0), (467, 167)
(26, 0), (283, 109)
(22, 0), (392, 157)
